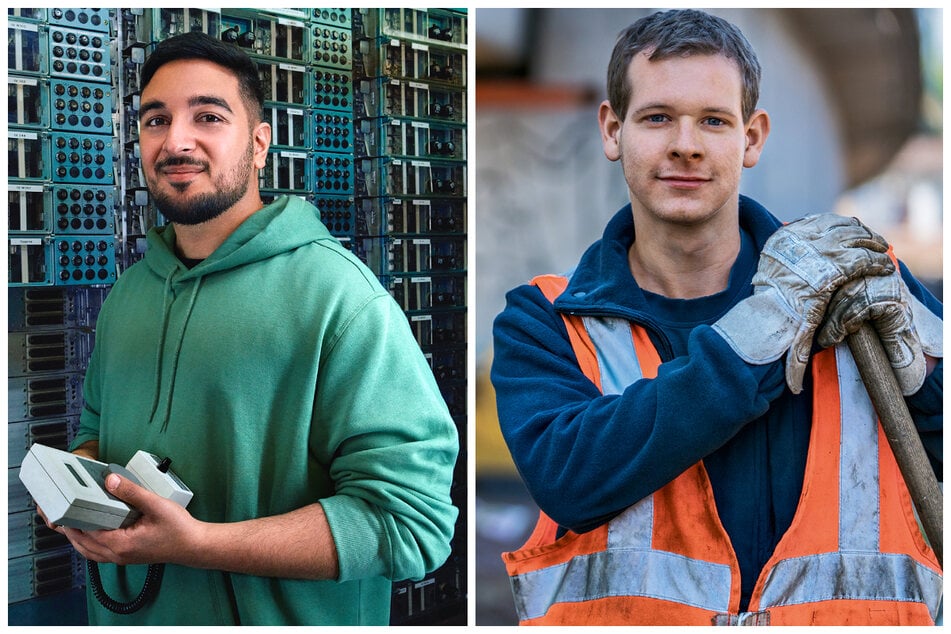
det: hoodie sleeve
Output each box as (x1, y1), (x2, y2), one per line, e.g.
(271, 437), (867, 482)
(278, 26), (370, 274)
(491, 283), (787, 533)
(312, 292), (459, 582)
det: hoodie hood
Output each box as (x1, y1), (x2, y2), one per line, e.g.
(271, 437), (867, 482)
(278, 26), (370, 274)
(141, 195), (332, 430)
(144, 195), (330, 281)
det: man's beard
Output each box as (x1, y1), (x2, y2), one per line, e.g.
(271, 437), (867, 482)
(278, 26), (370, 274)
(150, 144), (255, 226)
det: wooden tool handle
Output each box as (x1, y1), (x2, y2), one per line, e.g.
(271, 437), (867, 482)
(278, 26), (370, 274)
(847, 323), (942, 566)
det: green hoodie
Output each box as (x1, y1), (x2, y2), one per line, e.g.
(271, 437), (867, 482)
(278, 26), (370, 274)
(72, 195), (459, 625)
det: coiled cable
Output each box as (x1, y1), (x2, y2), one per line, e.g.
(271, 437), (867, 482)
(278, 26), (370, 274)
(88, 560), (165, 614)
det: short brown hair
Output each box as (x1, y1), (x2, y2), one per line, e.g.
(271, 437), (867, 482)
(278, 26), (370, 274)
(607, 9), (761, 121)
(141, 31), (264, 123)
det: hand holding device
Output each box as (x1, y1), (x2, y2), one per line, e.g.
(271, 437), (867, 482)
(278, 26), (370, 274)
(19, 443), (192, 531)
(20, 443), (194, 614)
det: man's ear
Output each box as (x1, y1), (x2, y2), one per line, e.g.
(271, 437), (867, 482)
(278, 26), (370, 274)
(598, 100), (623, 162)
(742, 108), (770, 168)
(253, 120), (272, 170)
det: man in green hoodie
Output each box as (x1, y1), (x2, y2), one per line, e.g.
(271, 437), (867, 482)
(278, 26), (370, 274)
(39, 31), (459, 625)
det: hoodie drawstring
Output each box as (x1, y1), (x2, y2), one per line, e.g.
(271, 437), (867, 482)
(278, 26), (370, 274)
(148, 271), (203, 432)
(147, 272), (175, 425)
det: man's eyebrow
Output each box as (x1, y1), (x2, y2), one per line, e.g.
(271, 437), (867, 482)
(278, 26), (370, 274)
(138, 99), (165, 119)
(138, 95), (234, 119)
(633, 103), (738, 117)
(188, 95), (233, 113)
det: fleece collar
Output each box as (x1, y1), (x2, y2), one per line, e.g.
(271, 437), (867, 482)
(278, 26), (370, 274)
(551, 195), (783, 348)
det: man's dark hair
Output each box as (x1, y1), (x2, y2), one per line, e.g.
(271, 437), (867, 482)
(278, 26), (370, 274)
(140, 31), (264, 123)
(607, 9), (762, 122)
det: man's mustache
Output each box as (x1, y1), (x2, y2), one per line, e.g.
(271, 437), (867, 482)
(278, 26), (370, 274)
(155, 156), (208, 170)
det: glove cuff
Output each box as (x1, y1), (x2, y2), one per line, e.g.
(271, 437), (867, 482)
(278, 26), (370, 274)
(910, 294), (943, 358)
(712, 288), (800, 365)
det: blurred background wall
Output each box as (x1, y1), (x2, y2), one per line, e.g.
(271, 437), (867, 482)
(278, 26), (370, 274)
(473, 8), (942, 625)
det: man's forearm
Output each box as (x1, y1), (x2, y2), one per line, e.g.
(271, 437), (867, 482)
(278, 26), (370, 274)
(184, 502), (340, 580)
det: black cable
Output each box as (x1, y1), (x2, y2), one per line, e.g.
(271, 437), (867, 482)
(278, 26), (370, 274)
(87, 456), (179, 614)
(88, 559), (165, 614)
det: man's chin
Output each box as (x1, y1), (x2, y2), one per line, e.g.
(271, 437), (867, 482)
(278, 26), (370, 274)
(169, 182), (195, 193)
(153, 189), (244, 226)
(155, 196), (215, 225)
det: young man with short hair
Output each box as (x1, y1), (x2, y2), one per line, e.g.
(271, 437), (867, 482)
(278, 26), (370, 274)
(492, 9), (942, 625)
(42, 31), (459, 626)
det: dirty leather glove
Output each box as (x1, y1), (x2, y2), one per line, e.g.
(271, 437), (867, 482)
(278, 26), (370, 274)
(713, 214), (895, 394)
(817, 272), (943, 395)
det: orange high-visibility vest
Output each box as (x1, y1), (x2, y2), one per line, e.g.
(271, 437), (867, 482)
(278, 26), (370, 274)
(503, 274), (941, 626)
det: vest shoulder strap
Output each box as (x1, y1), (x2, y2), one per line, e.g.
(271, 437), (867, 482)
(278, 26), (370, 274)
(531, 274), (603, 392)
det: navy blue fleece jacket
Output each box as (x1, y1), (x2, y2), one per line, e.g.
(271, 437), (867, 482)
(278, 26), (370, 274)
(491, 195), (942, 609)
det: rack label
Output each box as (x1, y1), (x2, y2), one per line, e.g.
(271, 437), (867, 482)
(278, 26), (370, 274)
(278, 17), (306, 28)
(9, 21), (39, 32)
(9, 183), (44, 193)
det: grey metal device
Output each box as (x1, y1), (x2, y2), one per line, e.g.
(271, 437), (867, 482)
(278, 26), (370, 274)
(18, 443), (192, 531)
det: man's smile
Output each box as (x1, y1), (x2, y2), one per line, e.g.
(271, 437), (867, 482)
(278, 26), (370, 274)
(158, 162), (207, 184)
(657, 173), (711, 190)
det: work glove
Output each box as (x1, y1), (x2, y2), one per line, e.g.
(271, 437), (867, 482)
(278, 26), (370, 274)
(713, 213), (895, 393)
(817, 271), (943, 395)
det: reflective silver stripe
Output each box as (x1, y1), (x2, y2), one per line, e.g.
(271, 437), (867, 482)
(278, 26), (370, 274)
(510, 547), (733, 621)
(581, 316), (642, 394)
(580, 316), (655, 551)
(758, 552), (943, 621)
(607, 496), (653, 550)
(835, 344), (880, 551)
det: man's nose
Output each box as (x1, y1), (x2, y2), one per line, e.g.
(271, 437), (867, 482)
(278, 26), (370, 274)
(668, 119), (703, 161)
(162, 118), (196, 155)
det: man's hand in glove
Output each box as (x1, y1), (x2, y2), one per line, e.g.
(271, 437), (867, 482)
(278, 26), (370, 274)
(714, 213), (896, 393)
(817, 270), (943, 395)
